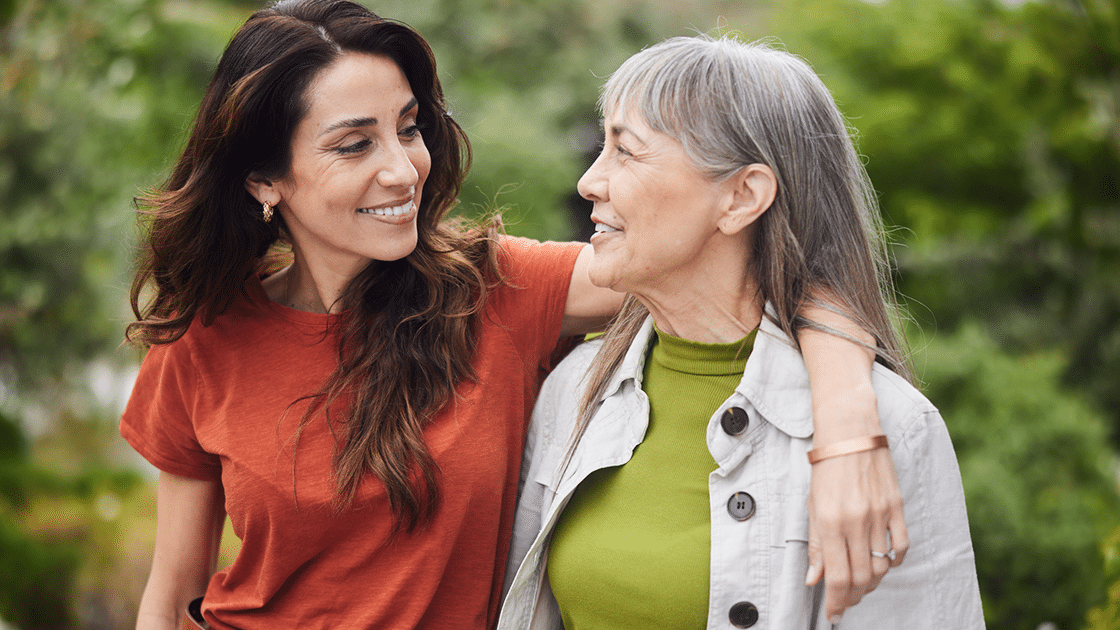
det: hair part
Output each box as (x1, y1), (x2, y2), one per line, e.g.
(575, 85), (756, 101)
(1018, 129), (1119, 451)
(574, 35), (912, 462)
(127, 0), (504, 531)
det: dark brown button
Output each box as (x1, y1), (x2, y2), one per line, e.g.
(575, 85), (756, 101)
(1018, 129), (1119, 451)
(727, 492), (755, 521)
(721, 406), (749, 435)
(729, 601), (759, 627)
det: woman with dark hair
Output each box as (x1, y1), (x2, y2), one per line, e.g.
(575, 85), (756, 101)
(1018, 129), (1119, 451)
(121, 3), (907, 629)
(499, 36), (983, 629)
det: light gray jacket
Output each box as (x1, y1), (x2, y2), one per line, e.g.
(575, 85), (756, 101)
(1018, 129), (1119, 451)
(497, 315), (984, 629)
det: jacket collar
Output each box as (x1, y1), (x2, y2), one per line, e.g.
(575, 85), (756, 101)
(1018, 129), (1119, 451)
(737, 315), (815, 439)
(598, 310), (815, 439)
(601, 316), (657, 398)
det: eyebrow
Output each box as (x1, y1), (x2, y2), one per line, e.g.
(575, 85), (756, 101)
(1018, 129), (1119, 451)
(606, 121), (645, 145)
(320, 97), (420, 137)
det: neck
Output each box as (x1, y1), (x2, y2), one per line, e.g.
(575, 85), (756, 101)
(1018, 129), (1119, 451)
(633, 246), (763, 343)
(264, 251), (365, 314)
(641, 287), (763, 344)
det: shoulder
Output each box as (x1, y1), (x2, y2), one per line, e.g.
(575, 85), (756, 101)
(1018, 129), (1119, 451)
(542, 337), (603, 398)
(870, 364), (941, 437)
(144, 288), (276, 373)
(483, 236), (585, 334)
(496, 235), (583, 279)
(530, 337), (603, 448)
(868, 365), (964, 490)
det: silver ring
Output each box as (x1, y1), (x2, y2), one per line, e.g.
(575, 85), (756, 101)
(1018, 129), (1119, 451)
(871, 549), (896, 561)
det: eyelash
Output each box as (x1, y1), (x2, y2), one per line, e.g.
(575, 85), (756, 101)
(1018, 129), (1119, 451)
(597, 138), (632, 158)
(336, 139), (371, 155)
(335, 125), (422, 155)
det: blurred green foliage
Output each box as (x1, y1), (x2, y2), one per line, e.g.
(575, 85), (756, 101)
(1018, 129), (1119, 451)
(0, 411), (144, 629)
(1088, 524), (1120, 630)
(777, 0), (1120, 441)
(918, 324), (1119, 629)
(0, 0), (250, 398)
(0, 412), (80, 629)
(1, 1), (240, 627)
(0, 0), (1117, 628)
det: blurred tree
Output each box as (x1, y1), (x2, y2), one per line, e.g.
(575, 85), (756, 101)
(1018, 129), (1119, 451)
(370, 0), (686, 241)
(0, 409), (145, 630)
(1087, 524), (1120, 629)
(916, 323), (1119, 629)
(0, 411), (80, 629)
(726, 1), (1120, 626)
(768, 0), (1120, 440)
(0, 0), (247, 627)
(0, 0), (250, 409)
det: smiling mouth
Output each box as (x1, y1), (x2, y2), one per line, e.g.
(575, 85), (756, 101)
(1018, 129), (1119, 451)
(357, 199), (415, 217)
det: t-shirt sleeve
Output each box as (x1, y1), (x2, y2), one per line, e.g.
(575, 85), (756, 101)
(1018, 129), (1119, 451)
(120, 340), (222, 481)
(493, 235), (584, 370)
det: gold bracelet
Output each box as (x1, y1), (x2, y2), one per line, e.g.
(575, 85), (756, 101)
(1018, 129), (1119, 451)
(807, 434), (889, 465)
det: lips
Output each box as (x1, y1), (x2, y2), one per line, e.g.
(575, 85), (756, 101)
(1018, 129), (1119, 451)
(357, 199), (415, 216)
(590, 216), (621, 241)
(356, 186), (417, 218)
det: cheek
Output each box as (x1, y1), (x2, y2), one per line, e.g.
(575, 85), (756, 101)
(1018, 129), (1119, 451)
(413, 145), (433, 186)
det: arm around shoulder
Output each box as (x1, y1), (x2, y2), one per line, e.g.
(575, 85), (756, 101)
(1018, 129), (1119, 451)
(797, 303), (909, 623)
(136, 472), (226, 630)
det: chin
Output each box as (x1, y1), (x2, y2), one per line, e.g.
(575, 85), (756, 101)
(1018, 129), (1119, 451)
(586, 265), (623, 292)
(372, 236), (419, 262)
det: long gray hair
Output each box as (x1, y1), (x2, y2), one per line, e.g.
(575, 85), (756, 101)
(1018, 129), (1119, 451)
(576, 35), (912, 435)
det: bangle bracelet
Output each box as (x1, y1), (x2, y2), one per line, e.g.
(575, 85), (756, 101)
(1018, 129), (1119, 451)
(807, 434), (888, 465)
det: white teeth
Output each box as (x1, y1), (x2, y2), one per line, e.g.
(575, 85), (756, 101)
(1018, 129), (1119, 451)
(594, 223), (620, 233)
(358, 200), (415, 216)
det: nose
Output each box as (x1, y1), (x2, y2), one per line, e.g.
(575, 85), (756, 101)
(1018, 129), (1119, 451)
(577, 150), (608, 203)
(376, 140), (420, 189)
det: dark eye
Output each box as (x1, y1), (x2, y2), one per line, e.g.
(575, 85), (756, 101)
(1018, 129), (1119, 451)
(336, 139), (371, 155)
(615, 144), (632, 157)
(400, 125), (421, 139)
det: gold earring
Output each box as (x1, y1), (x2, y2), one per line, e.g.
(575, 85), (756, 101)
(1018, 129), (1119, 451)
(262, 201), (274, 223)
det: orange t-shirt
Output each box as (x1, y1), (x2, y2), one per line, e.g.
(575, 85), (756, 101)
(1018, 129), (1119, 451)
(121, 237), (583, 630)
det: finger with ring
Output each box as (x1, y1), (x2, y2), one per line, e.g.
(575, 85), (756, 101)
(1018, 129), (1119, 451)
(870, 549), (896, 562)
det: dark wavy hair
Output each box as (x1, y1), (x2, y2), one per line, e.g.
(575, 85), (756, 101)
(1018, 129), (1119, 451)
(127, 0), (504, 530)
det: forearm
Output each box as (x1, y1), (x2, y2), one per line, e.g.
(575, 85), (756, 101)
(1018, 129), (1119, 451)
(136, 562), (212, 630)
(137, 472), (225, 630)
(798, 303), (881, 443)
(136, 591), (188, 630)
(798, 303), (907, 623)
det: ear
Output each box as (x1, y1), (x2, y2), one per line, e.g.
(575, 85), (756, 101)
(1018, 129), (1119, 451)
(717, 163), (776, 236)
(245, 172), (279, 206)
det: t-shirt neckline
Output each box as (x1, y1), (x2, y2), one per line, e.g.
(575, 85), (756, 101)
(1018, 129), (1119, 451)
(246, 274), (340, 327)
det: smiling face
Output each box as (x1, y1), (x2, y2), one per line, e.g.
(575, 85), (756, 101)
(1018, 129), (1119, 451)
(266, 52), (431, 281)
(578, 108), (738, 297)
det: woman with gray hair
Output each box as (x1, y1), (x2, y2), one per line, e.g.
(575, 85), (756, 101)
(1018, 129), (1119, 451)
(498, 36), (983, 629)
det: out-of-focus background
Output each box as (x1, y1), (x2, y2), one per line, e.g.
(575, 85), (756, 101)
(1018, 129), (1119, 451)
(0, 0), (1117, 627)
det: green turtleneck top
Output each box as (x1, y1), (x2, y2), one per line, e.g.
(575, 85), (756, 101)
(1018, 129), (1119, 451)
(547, 327), (756, 630)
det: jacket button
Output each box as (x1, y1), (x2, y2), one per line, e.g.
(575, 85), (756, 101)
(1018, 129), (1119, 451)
(727, 492), (755, 521)
(721, 406), (749, 435)
(729, 601), (759, 627)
